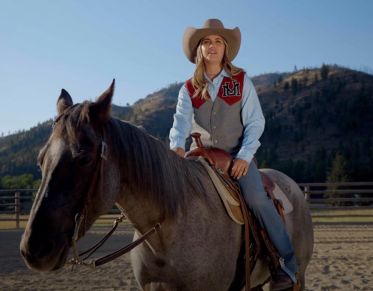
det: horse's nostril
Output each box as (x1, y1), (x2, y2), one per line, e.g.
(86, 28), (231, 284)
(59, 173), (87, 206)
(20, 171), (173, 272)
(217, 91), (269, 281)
(20, 246), (35, 264)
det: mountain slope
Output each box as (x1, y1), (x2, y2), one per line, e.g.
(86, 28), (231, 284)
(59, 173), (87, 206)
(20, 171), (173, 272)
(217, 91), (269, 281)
(0, 65), (372, 182)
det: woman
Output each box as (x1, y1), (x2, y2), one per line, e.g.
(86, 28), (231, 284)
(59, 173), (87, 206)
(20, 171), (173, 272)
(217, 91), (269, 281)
(169, 19), (298, 290)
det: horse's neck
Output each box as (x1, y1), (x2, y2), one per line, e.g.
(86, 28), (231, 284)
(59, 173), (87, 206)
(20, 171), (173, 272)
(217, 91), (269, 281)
(116, 187), (163, 234)
(109, 121), (193, 234)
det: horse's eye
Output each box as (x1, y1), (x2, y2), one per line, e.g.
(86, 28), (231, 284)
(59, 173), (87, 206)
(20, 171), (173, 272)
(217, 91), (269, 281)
(72, 148), (92, 165)
(80, 135), (95, 148)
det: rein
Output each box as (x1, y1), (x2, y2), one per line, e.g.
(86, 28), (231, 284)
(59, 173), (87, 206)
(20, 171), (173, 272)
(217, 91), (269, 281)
(53, 112), (162, 269)
(68, 210), (161, 268)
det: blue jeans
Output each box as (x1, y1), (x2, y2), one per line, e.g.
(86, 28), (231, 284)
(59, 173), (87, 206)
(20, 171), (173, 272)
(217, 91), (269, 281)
(238, 162), (298, 282)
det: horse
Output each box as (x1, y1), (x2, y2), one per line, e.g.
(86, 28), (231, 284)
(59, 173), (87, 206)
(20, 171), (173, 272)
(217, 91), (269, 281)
(20, 80), (314, 290)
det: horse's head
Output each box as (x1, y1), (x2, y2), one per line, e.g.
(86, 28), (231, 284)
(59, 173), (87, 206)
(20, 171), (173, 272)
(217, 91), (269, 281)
(20, 80), (116, 271)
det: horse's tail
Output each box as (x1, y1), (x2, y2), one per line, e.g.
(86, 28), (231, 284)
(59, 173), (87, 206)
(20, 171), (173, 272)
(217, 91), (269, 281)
(258, 168), (314, 290)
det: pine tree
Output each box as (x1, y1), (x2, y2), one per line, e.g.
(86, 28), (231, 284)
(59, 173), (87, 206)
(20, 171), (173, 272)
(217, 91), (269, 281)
(321, 63), (329, 81)
(291, 78), (298, 96)
(326, 153), (349, 206)
(283, 81), (289, 91)
(314, 73), (319, 83)
(327, 153), (349, 183)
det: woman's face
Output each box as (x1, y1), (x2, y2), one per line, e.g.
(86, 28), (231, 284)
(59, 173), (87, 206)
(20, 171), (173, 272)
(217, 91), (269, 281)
(201, 34), (225, 66)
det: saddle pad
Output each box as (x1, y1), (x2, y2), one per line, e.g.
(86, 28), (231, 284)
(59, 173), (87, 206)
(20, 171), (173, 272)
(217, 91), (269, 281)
(198, 157), (244, 225)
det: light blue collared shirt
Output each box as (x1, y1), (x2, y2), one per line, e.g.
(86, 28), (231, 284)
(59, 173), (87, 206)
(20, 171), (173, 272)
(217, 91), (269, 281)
(169, 69), (265, 164)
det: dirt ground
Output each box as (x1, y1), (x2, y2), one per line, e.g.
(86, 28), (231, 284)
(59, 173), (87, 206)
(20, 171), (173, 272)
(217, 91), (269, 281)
(1, 224), (372, 291)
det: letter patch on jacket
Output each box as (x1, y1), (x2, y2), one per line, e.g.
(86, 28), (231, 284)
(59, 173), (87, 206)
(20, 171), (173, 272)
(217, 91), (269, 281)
(222, 79), (240, 96)
(217, 72), (244, 105)
(185, 71), (245, 108)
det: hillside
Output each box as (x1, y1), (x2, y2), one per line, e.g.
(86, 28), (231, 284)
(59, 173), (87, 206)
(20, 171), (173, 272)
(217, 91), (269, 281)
(121, 82), (182, 138)
(257, 65), (373, 181)
(0, 65), (372, 183)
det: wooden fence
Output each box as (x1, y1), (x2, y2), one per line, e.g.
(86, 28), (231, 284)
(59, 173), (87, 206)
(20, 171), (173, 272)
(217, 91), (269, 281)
(298, 182), (373, 210)
(1, 182), (373, 228)
(0, 189), (35, 228)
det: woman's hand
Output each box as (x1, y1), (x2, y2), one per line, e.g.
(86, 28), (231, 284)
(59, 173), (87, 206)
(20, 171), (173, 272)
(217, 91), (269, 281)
(231, 158), (249, 180)
(173, 147), (185, 158)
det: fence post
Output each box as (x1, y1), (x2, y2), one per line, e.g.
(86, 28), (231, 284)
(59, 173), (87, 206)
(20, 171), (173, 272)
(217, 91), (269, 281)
(15, 192), (20, 229)
(304, 185), (309, 201)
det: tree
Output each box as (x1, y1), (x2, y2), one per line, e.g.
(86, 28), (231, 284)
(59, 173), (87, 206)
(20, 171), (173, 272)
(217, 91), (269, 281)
(326, 153), (349, 206)
(327, 153), (349, 183)
(313, 147), (327, 181)
(291, 78), (298, 96)
(0, 174), (35, 189)
(321, 63), (329, 81)
(314, 73), (319, 83)
(303, 76), (308, 86)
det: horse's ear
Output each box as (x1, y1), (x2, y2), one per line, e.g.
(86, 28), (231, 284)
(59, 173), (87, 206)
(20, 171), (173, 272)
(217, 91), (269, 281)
(90, 79), (115, 123)
(57, 89), (73, 115)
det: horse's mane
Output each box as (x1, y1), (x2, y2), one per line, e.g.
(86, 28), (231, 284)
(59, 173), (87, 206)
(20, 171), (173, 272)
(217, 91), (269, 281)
(106, 118), (209, 219)
(61, 102), (210, 219)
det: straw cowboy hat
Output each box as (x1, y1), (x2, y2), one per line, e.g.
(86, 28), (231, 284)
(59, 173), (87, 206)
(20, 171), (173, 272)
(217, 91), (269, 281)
(183, 19), (241, 63)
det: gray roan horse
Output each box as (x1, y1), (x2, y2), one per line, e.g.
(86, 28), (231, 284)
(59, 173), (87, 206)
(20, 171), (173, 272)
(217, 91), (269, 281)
(20, 81), (313, 290)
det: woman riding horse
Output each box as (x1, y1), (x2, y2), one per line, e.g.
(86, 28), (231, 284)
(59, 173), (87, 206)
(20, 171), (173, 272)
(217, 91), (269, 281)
(169, 18), (298, 290)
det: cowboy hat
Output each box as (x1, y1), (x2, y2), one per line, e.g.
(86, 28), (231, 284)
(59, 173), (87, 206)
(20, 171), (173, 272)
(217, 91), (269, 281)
(183, 19), (241, 64)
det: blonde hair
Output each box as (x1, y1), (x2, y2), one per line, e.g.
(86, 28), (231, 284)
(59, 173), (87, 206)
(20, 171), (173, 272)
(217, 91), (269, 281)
(191, 37), (243, 100)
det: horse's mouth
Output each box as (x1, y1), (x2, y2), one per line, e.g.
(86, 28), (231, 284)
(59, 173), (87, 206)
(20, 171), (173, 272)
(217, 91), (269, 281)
(51, 245), (70, 270)
(20, 236), (70, 272)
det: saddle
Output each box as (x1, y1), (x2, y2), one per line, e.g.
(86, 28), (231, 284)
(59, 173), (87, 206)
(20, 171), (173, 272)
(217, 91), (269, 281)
(185, 133), (289, 291)
(186, 133), (287, 223)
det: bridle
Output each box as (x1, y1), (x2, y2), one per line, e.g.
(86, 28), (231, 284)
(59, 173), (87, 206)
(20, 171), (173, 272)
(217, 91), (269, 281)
(53, 106), (162, 269)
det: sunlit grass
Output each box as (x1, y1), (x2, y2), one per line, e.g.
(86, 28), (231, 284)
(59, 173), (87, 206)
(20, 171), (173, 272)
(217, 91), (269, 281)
(312, 216), (373, 223)
(0, 214), (129, 230)
(311, 208), (373, 223)
(1, 209), (373, 229)
(311, 208), (373, 216)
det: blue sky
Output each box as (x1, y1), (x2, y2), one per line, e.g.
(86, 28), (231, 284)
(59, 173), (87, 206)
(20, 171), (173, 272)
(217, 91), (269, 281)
(0, 0), (372, 135)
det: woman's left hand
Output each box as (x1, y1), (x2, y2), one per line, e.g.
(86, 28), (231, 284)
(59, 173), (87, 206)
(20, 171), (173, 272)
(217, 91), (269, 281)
(231, 158), (249, 180)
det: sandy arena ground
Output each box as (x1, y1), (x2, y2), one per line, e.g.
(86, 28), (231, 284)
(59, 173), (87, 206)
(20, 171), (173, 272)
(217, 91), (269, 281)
(1, 224), (372, 291)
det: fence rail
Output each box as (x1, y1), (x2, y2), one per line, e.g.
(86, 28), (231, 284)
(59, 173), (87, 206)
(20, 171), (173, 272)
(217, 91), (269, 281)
(298, 182), (373, 210)
(1, 182), (373, 228)
(0, 190), (34, 228)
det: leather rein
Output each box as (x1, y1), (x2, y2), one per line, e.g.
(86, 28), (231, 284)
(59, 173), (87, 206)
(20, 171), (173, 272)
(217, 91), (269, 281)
(68, 208), (161, 268)
(53, 110), (162, 269)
